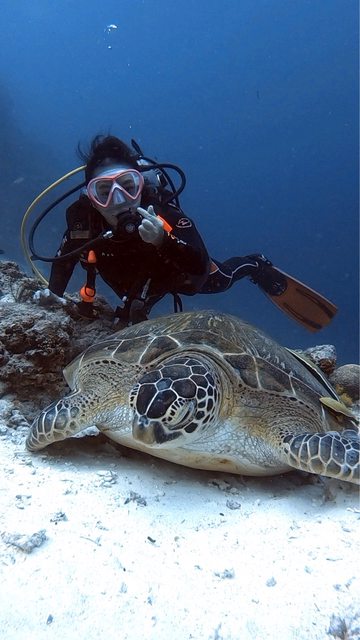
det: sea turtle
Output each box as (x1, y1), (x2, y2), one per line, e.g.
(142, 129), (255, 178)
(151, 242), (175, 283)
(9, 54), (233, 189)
(26, 311), (359, 484)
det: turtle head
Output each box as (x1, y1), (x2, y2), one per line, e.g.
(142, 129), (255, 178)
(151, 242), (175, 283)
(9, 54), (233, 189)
(129, 354), (221, 447)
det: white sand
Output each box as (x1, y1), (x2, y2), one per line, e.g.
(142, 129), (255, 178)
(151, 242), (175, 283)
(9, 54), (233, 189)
(1, 259), (358, 639)
(0, 401), (359, 640)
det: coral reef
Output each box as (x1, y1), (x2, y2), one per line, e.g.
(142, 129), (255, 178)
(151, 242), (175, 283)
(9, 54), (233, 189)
(0, 261), (114, 415)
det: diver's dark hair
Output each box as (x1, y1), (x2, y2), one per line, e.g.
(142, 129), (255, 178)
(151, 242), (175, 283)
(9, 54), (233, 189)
(78, 135), (139, 183)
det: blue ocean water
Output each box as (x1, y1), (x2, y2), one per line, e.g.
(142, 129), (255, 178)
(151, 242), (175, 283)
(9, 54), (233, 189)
(0, 0), (358, 364)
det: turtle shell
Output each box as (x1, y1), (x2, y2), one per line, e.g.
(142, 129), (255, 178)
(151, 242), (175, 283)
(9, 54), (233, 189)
(64, 310), (338, 407)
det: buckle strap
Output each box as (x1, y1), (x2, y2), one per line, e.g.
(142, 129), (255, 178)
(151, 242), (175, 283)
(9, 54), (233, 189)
(173, 293), (183, 313)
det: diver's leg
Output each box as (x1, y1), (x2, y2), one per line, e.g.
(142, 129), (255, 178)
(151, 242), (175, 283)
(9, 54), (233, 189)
(200, 257), (258, 294)
(199, 260), (232, 293)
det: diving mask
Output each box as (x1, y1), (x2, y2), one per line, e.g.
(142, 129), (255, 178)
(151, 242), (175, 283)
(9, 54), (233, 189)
(87, 167), (144, 211)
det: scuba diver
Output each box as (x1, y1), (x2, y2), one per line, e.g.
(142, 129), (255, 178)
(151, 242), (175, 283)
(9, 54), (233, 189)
(29, 135), (337, 331)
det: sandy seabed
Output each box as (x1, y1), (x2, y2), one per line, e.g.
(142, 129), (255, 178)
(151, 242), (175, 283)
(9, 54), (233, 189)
(0, 398), (359, 640)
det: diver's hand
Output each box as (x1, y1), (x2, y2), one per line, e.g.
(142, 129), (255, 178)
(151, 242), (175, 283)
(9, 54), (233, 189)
(137, 205), (164, 247)
(33, 288), (67, 307)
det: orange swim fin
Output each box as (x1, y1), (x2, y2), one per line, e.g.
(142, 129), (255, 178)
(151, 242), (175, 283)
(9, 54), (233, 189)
(254, 265), (338, 332)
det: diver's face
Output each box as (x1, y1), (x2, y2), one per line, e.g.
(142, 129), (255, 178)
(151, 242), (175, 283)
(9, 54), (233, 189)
(87, 163), (144, 228)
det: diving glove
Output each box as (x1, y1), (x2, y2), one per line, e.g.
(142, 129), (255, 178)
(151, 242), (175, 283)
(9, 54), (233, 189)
(137, 205), (164, 247)
(33, 288), (68, 307)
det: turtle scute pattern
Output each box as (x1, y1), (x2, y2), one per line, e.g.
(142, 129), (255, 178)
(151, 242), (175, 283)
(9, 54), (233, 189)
(26, 311), (360, 485)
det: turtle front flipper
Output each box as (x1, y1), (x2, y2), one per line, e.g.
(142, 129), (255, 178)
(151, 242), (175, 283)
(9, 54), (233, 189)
(26, 393), (91, 452)
(281, 430), (360, 484)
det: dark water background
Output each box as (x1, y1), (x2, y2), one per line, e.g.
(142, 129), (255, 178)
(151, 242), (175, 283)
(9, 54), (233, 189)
(0, 0), (358, 364)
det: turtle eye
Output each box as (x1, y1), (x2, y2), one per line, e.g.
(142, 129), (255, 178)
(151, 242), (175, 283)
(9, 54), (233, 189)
(164, 398), (196, 430)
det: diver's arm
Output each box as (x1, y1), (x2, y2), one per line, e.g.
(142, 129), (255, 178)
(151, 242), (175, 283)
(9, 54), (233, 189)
(136, 204), (210, 292)
(158, 234), (210, 294)
(154, 228), (209, 299)
(48, 232), (80, 297)
(48, 198), (94, 297)
(155, 212), (210, 277)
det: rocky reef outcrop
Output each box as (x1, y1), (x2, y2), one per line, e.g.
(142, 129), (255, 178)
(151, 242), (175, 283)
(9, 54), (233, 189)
(0, 261), (114, 416)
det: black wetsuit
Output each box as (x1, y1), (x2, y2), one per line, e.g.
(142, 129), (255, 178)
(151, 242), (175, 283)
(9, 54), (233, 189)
(49, 195), (263, 322)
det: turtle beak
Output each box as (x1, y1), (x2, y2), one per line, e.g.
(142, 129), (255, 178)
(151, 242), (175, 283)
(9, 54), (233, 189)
(132, 414), (158, 446)
(132, 414), (181, 447)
